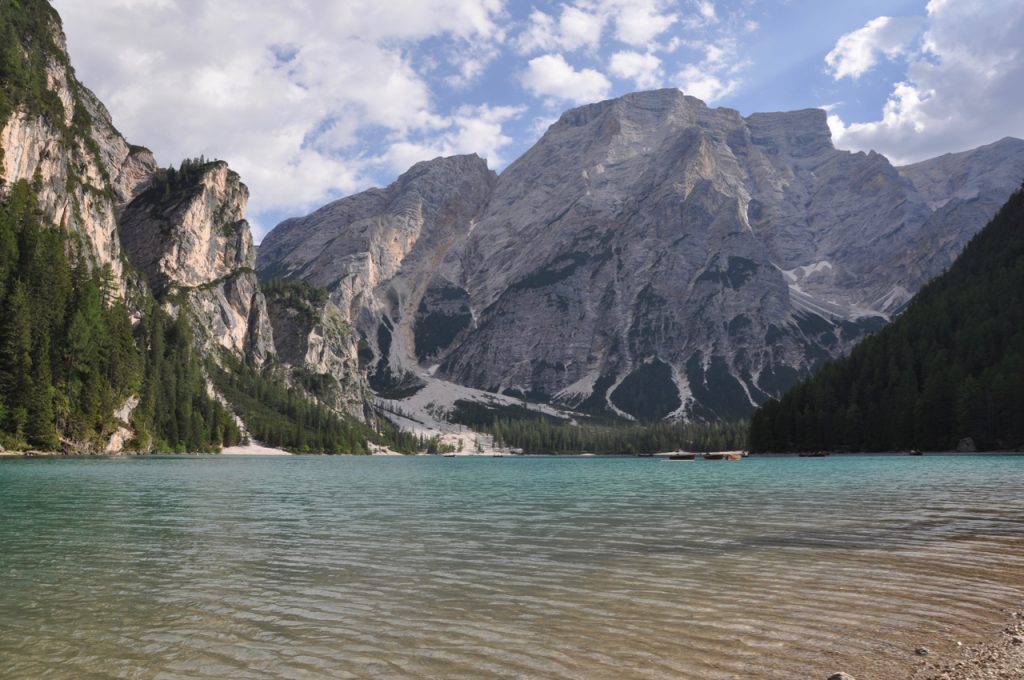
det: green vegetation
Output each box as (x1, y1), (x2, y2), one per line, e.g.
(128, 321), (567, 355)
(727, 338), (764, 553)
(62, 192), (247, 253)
(0, 0), (67, 138)
(0, 180), (239, 451)
(449, 400), (747, 454)
(209, 356), (371, 454)
(263, 278), (329, 326)
(132, 307), (241, 453)
(749, 186), (1024, 452)
(141, 157), (222, 205)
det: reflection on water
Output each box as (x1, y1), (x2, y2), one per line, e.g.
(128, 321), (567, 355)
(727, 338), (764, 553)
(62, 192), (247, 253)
(1, 455), (1023, 679)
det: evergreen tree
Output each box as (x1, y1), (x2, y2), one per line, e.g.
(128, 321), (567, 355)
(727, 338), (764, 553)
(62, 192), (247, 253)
(749, 185), (1024, 452)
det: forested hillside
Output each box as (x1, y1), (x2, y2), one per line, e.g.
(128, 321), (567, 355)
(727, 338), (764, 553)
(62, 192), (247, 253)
(0, 181), (240, 452)
(749, 185), (1024, 452)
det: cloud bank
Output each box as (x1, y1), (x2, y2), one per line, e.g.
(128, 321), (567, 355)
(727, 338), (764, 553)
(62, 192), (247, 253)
(827, 0), (1024, 164)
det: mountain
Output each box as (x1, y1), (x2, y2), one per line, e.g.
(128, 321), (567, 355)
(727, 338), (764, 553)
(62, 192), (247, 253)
(0, 1), (370, 453)
(258, 89), (1024, 421)
(749, 185), (1024, 452)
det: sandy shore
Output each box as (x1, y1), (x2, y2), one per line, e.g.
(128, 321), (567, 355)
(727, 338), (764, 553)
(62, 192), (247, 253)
(830, 607), (1024, 680)
(219, 442), (292, 456)
(906, 608), (1024, 680)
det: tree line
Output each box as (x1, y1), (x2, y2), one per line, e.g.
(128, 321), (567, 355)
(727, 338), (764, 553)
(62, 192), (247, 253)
(749, 185), (1024, 452)
(449, 400), (746, 454)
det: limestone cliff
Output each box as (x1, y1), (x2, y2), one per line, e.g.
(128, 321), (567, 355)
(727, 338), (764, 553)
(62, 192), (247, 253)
(259, 89), (1024, 421)
(119, 161), (275, 365)
(0, 12), (157, 304)
(264, 282), (364, 414)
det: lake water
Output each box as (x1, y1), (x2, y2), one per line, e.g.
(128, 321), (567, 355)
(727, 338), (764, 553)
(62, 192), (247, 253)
(2, 454), (1023, 679)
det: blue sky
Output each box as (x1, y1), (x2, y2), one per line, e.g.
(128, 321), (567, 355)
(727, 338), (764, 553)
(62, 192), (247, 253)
(52, 0), (1024, 240)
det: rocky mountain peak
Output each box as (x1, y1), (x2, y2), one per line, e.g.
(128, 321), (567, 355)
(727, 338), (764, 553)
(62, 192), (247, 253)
(117, 159), (274, 365)
(259, 88), (1024, 421)
(745, 108), (834, 161)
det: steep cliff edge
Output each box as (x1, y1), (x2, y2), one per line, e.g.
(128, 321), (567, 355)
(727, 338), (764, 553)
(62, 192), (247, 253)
(0, 3), (157, 304)
(263, 280), (364, 415)
(0, 2), (369, 453)
(119, 160), (275, 365)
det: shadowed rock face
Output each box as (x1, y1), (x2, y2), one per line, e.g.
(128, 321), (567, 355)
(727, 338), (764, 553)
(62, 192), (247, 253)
(259, 154), (497, 395)
(258, 89), (1024, 421)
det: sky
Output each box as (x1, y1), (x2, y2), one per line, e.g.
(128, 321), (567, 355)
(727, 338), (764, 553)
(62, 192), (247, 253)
(51, 0), (1024, 241)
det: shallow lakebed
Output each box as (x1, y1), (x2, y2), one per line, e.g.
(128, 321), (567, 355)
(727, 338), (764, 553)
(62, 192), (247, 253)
(1, 454), (1023, 679)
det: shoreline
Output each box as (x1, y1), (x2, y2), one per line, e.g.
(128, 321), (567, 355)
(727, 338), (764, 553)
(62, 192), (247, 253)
(219, 442), (292, 456)
(908, 606), (1023, 680)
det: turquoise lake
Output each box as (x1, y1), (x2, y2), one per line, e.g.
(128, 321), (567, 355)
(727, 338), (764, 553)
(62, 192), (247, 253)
(2, 454), (1023, 679)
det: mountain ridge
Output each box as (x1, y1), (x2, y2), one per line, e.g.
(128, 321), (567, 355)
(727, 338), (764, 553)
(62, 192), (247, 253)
(259, 88), (1024, 421)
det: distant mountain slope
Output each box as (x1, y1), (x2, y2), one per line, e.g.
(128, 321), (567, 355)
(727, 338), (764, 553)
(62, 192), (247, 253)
(259, 89), (1024, 421)
(749, 186), (1024, 452)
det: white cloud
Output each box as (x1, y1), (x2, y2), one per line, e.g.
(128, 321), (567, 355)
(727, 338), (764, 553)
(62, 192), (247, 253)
(609, 50), (663, 89)
(697, 1), (717, 23)
(612, 1), (678, 46)
(516, 6), (604, 54)
(517, 0), (679, 54)
(825, 16), (925, 80)
(521, 53), (612, 105)
(672, 40), (742, 103)
(676, 64), (737, 102)
(376, 104), (524, 174)
(51, 0), (508, 239)
(828, 1), (1024, 163)
(559, 6), (605, 51)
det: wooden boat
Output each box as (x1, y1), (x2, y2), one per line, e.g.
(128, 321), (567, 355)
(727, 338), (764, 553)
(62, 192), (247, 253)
(909, 450), (923, 456)
(726, 453), (743, 461)
(703, 453), (725, 461)
(798, 451), (829, 457)
(667, 453), (696, 461)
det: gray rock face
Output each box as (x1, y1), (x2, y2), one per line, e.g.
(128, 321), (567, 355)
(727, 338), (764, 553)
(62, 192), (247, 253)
(119, 162), (275, 365)
(258, 89), (1024, 421)
(259, 154), (496, 395)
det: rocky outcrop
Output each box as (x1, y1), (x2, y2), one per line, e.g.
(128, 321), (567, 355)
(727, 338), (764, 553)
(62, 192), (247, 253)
(0, 9), (277, 371)
(265, 284), (364, 412)
(259, 89), (1024, 421)
(119, 161), (275, 365)
(0, 25), (157, 303)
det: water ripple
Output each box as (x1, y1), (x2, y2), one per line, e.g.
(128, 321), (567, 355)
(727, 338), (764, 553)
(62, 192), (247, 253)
(1, 455), (1023, 679)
